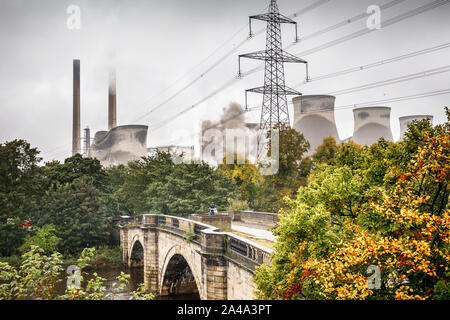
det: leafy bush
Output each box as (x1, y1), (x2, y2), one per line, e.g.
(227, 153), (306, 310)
(227, 198), (250, 211)
(19, 224), (61, 255)
(0, 246), (154, 300)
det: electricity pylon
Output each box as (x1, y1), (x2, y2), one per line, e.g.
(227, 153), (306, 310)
(238, 0), (309, 156)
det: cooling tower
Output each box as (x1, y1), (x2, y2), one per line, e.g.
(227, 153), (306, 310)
(108, 69), (117, 130)
(399, 115), (433, 140)
(89, 125), (148, 166)
(293, 95), (340, 155)
(352, 107), (393, 146)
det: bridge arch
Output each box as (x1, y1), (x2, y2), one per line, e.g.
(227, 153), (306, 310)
(120, 214), (273, 300)
(159, 245), (202, 299)
(129, 235), (144, 268)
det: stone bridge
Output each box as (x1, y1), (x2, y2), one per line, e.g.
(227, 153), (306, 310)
(119, 214), (273, 300)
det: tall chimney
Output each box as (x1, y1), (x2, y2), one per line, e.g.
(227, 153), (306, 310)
(83, 126), (91, 157)
(108, 69), (117, 130)
(72, 59), (81, 156)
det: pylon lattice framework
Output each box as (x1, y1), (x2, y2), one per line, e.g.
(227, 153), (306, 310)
(239, 0), (308, 135)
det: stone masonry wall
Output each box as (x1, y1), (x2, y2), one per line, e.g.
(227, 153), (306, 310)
(226, 259), (256, 300)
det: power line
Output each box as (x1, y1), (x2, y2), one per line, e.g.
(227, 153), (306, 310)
(150, 77), (238, 132)
(241, 0), (450, 77)
(128, 24), (251, 123)
(328, 65), (450, 96)
(163, 87), (450, 147)
(335, 88), (450, 110)
(290, 0), (332, 18)
(148, 0), (447, 134)
(45, 148), (71, 160)
(129, 0), (331, 123)
(247, 88), (450, 115)
(294, 42), (450, 86)
(290, 0), (406, 44)
(296, 0), (450, 57)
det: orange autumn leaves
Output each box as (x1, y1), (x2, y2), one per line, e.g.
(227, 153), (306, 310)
(288, 131), (449, 300)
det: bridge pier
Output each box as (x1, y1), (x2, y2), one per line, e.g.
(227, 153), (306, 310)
(202, 255), (227, 300)
(143, 226), (159, 292)
(120, 227), (129, 265)
(201, 231), (228, 299)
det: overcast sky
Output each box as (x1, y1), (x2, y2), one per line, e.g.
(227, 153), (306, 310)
(1, 0), (450, 162)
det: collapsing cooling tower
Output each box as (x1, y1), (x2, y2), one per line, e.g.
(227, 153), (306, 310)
(293, 95), (340, 155)
(352, 106), (393, 146)
(399, 115), (433, 140)
(89, 125), (148, 166)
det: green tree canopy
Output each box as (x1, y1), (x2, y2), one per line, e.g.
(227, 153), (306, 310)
(0, 140), (42, 256)
(37, 176), (112, 254)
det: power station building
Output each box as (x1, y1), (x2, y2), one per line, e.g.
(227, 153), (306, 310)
(72, 59), (148, 167)
(292, 95), (340, 155)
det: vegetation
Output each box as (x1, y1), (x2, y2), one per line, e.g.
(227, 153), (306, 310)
(1, 104), (449, 300)
(113, 152), (236, 216)
(227, 198), (250, 212)
(255, 123), (311, 213)
(0, 147), (237, 256)
(0, 246), (153, 300)
(253, 108), (450, 300)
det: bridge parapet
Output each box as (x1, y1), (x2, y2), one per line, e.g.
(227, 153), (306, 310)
(119, 214), (273, 299)
(120, 214), (272, 265)
(225, 234), (272, 271)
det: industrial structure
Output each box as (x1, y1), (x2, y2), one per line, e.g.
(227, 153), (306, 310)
(290, 95), (436, 150)
(89, 68), (148, 166)
(352, 106), (394, 146)
(399, 115), (434, 139)
(72, 59), (81, 156)
(71, 60), (149, 166)
(201, 119), (260, 165)
(82, 126), (91, 157)
(89, 125), (148, 166)
(292, 95), (340, 155)
(108, 69), (117, 130)
(238, 0), (308, 156)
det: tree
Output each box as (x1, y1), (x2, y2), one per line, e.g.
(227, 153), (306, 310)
(42, 154), (107, 191)
(267, 122), (310, 180)
(312, 136), (338, 166)
(37, 176), (112, 254)
(113, 152), (175, 215)
(254, 107), (450, 300)
(302, 127), (449, 300)
(218, 153), (263, 208)
(145, 161), (236, 215)
(114, 152), (236, 216)
(256, 123), (311, 212)
(0, 140), (42, 256)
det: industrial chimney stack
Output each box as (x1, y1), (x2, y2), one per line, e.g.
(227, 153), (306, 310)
(72, 59), (81, 156)
(108, 69), (117, 130)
